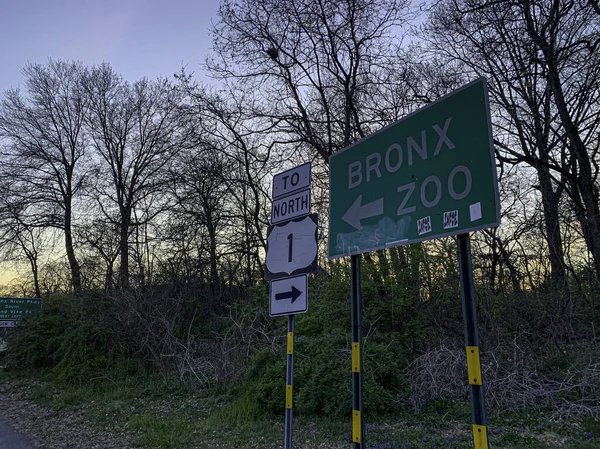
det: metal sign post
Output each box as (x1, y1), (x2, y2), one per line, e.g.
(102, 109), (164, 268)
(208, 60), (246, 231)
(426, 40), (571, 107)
(267, 162), (317, 449)
(458, 234), (489, 448)
(284, 314), (295, 449)
(328, 79), (500, 449)
(350, 254), (364, 448)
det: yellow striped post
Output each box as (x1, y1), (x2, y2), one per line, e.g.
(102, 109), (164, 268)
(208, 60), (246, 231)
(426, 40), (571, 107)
(350, 255), (364, 448)
(458, 234), (489, 449)
(472, 424), (489, 449)
(284, 315), (295, 449)
(466, 346), (482, 385)
(352, 343), (361, 372)
(352, 410), (361, 443)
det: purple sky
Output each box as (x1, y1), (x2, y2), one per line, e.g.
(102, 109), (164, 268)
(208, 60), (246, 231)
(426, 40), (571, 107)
(0, 0), (222, 93)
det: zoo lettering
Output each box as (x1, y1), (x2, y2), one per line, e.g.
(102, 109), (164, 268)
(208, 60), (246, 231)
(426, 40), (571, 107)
(346, 117), (472, 215)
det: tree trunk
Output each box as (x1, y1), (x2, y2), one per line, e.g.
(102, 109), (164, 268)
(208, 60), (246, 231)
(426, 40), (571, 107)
(64, 198), (82, 295)
(27, 254), (41, 298)
(537, 165), (567, 287)
(119, 207), (131, 289)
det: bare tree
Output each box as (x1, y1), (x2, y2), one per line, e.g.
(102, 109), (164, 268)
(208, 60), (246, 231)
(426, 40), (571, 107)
(424, 0), (600, 287)
(0, 59), (88, 294)
(519, 0), (600, 283)
(209, 0), (414, 163)
(0, 181), (47, 297)
(174, 79), (273, 286)
(84, 64), (192, 288)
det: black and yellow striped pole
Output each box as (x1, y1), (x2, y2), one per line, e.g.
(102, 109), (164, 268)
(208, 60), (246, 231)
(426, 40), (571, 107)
(284, 314), (295, 449)
(458, 234), (489, 449)
(350, 254), (365, 448)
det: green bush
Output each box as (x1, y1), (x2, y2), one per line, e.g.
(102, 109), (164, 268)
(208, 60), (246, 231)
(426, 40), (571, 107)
(6, 293), (117, 386)
(238, 328), (408, 417)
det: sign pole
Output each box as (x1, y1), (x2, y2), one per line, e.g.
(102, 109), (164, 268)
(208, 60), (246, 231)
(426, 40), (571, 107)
(268, 162), (315, 448)
(350, 254), (364, 448)
(457, 234), (489, 449)
(284, 314), (295, 449)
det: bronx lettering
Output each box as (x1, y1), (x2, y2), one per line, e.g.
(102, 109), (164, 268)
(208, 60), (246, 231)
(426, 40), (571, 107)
(347, 118), (455, 189)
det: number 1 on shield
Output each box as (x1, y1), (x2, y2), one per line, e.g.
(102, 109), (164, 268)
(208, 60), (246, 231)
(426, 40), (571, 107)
(287, 233), (293, 262)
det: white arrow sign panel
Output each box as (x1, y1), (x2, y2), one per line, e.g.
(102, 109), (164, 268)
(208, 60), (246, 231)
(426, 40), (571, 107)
(265, 214), (318, 281)
(269, 274), (308, 316)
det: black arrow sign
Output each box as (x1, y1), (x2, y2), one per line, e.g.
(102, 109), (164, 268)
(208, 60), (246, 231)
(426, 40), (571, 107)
(275, 286), (302, 303)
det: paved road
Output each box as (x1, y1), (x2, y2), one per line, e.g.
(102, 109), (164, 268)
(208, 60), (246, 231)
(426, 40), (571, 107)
(0, 414), (35, 449)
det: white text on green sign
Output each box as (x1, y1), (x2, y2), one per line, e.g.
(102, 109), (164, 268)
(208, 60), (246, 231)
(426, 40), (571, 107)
(328, 78), (500, 258)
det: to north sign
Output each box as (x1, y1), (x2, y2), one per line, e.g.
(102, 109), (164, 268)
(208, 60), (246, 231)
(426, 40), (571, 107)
(328, 78), (500, 259)
(272, 162), (311, 199)
(271, 188), (311, 224)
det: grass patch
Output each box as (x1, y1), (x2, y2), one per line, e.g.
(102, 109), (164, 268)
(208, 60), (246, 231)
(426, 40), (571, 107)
(3, 368), (599, 449)
(128, 414), (195, 448)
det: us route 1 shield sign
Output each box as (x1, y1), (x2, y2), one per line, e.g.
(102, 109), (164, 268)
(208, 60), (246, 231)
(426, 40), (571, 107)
(328, 78), (500, 259)
(269, 274), (308, 316)
(265, 213), (318, 281)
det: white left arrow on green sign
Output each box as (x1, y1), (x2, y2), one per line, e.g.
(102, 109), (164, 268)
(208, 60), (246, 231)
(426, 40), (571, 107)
(342, 195), (384, 230)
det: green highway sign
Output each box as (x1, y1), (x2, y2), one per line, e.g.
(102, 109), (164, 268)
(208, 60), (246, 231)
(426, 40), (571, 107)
(0, 297), (42, 322)
(328, 78), (500, 259)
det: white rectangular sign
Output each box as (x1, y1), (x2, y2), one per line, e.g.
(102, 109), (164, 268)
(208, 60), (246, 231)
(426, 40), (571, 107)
(272, 162), (311, 199)
(0, 320), (16, 328)
(270, 274), (308, 317)
(271, 188), (311, 224)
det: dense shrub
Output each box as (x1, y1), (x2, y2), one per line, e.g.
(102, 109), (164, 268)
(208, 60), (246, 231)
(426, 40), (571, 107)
(6, 293), (113, 385)
(238, 329), (408, 417)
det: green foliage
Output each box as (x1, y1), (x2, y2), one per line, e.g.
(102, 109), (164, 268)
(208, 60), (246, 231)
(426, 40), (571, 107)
(238, 327), (407, 417)
(6, 293), (114, 385)
(213, 383), (264, 425)
(583, 417), (600, 435)
(128, 414), (194, 448)
(494, 431), (549, 448)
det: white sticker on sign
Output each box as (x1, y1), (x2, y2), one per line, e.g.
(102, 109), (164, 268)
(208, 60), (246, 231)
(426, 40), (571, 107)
(417, 216), (431, 235)
(470, 202), (482, 221)
(443, 210), (459, 229)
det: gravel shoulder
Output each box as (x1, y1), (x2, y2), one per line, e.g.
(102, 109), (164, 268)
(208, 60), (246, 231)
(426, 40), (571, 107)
(0, 380), (137, 449)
